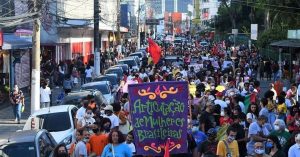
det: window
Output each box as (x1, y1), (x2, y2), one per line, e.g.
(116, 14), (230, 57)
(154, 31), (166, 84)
(71, 108), (78, 129)
(0, 142), (36, 157)
(203, 0), (209, 2)
(36, 112), (71, 132)
(38, 133), (55, 157)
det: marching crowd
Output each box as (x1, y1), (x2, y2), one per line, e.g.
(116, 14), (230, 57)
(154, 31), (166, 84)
(36, 37), (300, 157)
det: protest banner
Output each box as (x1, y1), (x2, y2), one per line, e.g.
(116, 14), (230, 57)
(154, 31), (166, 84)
(128, 81), (189, 156)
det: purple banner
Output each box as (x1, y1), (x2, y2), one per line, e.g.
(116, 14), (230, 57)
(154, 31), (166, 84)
(128, 81), (188, 156)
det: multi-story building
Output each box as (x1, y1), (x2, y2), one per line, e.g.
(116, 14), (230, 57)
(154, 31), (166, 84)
(199, 0), (221, 28)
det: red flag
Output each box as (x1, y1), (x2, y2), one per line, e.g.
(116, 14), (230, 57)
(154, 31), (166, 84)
(164, 138), (170, 157)
(148, 38), (161, 64)
(0, 30), (3, 47)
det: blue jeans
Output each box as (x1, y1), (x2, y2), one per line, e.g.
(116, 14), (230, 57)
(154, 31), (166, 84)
(12, 103), (22, 121)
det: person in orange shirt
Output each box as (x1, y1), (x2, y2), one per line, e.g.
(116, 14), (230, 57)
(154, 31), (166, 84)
(89, 121), (109, 157)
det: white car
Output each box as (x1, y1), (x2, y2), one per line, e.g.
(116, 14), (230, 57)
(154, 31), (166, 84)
(81, 81), (115, 104)
(23, 105), (78, 149)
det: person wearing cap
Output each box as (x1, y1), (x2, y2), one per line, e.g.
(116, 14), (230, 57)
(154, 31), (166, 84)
(214, 92), (227, 110)
(198, 128), (218, 157)
(288, 133), (300, 157)
(103, 105), (119, 130)
(247, 115), (270, 156)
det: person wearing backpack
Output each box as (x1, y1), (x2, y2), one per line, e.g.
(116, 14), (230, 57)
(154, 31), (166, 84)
(216, 126), (239, 157)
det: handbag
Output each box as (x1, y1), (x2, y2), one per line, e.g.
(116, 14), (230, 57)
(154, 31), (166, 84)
(21, 105), (25, 113)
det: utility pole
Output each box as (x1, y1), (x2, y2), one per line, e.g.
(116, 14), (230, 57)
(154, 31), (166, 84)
(116, 0), (121, 45)
(31, 0), (41, 114)
(94, 0), (101, 76)
(137, 0), (141, 49)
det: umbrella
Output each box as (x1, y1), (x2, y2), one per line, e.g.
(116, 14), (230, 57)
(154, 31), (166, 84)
(216, 85), (225, 92)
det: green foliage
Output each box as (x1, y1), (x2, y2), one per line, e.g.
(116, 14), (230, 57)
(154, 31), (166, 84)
(215, 0), (300, 48)
(257, 27), (287, 48)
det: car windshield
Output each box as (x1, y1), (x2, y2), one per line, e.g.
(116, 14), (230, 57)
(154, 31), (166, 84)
(94, 77), (117, 85)
(0, 142), (36, 157)
(118, 60), (137, 67)
(36, 112), (71, 132)
(105, 69), (122, 77)
(130, 53), (142, 58)
(82, 84), (110, 95)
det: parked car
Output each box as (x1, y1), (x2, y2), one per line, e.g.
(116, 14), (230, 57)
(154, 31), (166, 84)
(129, 52), (145, 61)
(23, 105), (78, 150)
(104, 67), (123, 80)
(93, 74), (120, 92)
(60, 90), (108, 107)
(125, 56), (140, 66)
(81, 81), (115, 104)
(118, 58), (139, 71)
(0, 129), (57, 157)
(112, 64), (129, 74)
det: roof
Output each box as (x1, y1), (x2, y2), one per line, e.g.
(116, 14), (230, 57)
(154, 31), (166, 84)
(107, 67), (122, 70)
(6, 130), (40, 144)
(2, 33), (32, 50)
(31, 105), (74, 116)
(82, 81), (110, 87)
(270, 40), (300, 48)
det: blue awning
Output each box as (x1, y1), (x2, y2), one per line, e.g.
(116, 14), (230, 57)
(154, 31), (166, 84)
(2, 33), (32, 50)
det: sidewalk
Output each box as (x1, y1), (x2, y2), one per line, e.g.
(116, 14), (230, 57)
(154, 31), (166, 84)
(0, 87), (64, 124)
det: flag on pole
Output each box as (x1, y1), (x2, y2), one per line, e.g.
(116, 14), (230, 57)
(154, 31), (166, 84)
(148, 38), (161, 64)
(164, 138), (170, 157)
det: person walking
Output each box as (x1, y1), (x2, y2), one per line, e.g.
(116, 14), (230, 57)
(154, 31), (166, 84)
(9, 85), (24, 124)
(40, 81), (51, 108)
(63, 75), (73, 95)
(85, 65), (93, 83)
(101, 130), (132, 157)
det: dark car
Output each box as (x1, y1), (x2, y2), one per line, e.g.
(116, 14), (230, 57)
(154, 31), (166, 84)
(60, 90), (108, 107)
(0, 129), (57, 157)
(104, 67), (123, 80)
(112, 64), (129, 74)
(93, 74), (119, 91)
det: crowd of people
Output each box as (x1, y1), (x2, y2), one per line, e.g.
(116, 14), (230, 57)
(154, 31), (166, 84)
(37, 35), (300, 157)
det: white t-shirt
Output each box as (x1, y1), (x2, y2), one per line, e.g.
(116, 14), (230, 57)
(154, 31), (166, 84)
(125, 142), (136, 153)
(104, 114), (119, 129)
(76, 107), (86, 120)
(246, 113), (257, 123)
(238, 101), (246, 113)
(40, 87), (51, 103)
(80, 117), (95, 127)
(85, 68), (93, 78)
(214, 99), (228, 110)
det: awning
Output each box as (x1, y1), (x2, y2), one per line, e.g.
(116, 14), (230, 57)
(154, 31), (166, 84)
(57, 19), (128, 33)
(270, 40), (300, 48)
(2, 33), (32, 50)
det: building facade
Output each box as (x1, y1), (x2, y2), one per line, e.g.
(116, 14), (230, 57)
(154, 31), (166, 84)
(200, 0), (221, 28)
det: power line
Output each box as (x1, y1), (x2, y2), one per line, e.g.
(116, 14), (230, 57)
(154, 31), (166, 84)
(231, 0), (300, 16)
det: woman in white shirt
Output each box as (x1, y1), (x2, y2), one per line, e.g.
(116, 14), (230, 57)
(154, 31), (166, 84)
(246, 104), (259, 126)
(40, 82), (51, 108)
